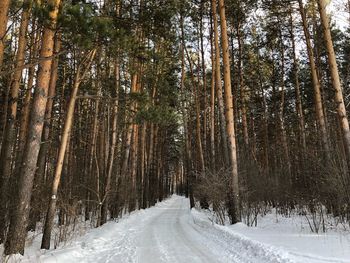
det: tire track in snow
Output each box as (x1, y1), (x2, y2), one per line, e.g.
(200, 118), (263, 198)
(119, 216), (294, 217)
(35, 196), (299, 263)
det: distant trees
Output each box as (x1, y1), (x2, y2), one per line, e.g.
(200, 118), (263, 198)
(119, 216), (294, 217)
(0, 0), (349, 257)
(192, 0), (350, 227)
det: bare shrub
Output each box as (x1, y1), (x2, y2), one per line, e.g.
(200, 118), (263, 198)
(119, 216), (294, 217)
(194, 168), (231, 225)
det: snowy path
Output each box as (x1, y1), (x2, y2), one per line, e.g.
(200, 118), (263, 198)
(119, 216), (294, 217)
(14, 195), (347, 263)
(36, 196), (293, 263)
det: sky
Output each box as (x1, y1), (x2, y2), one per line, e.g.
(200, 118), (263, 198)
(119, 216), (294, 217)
(329, 0), (349, 30)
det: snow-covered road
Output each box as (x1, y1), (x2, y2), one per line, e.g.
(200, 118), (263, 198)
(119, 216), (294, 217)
(132, 197), (219, 263)
(7, 195), (346, 262)
(37, 196), (295, 263)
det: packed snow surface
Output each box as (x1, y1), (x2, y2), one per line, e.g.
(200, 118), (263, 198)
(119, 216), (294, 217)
(3, 195), (350, 262)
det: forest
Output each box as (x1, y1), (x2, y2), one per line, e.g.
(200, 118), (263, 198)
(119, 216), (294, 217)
(0, 0), (349, 259)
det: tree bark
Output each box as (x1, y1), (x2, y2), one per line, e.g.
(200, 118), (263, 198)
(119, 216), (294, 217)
(35, 35), (61, 183)
(218, 0), (240, 223)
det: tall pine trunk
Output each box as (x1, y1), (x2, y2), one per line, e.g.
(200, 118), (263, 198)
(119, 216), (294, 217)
(28, 34), (61, 232)
(218, 0), (240, 223)
(5, 0), (61, 255)
(317, 0), (350, 173)
(212, 0), (229, 166)
(298, 0), (330, 161)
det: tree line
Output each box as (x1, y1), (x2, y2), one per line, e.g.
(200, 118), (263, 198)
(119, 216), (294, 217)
(0, 0), (349, 257)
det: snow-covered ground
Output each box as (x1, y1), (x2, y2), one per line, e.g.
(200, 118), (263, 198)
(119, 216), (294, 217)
(226, 213), (350, 263)
(193, 209), (350, 263)
(2, 195), (350, 262)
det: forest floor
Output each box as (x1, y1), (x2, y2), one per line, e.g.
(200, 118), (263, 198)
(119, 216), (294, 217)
(2, 195), (350, 263)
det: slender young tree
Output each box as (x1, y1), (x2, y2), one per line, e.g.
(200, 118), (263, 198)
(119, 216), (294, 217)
(236, 8), (249, 147)
(185, 48), (205, 174)
(41, 49), (96, 249)
(101, 57), (120, 225)
(209, 11), (216, 168)
(289, 8), (306, 151)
